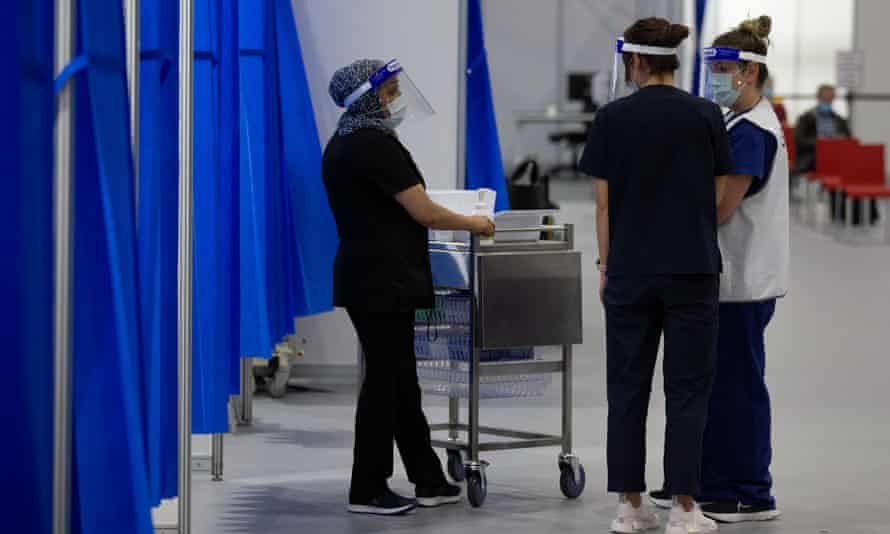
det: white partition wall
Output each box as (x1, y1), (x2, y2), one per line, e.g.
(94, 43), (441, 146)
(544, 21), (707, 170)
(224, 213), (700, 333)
(484, 0), (685, 170)
(292, 0), (461, 190)
(853, 0), (890, 176)
(702, 0), (855, 122)
(290, 0), (464, 369)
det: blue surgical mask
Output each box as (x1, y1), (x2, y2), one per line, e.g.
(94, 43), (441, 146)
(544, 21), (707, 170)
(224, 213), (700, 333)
(818, 102), (833, 115)
(710, 73), (740, 108)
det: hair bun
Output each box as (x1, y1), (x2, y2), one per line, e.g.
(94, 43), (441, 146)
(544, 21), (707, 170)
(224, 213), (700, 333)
(666, 23), (690, 46)
(739, 15), (772, 40)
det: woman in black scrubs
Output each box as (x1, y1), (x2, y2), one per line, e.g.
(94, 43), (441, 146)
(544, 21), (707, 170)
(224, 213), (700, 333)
(322, 59), (494, 516)
(579, 18), (732, 534)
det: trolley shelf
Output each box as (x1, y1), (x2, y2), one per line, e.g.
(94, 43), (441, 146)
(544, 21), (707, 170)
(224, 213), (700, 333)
(416, 221), (586, 507)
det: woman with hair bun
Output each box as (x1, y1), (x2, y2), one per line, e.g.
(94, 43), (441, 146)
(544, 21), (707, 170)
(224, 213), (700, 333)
(580, 16), (733, 534)
(650, 14), (789, 525)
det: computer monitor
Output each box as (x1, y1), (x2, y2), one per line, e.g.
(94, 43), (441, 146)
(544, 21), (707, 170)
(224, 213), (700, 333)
(567, 71), (597, 111)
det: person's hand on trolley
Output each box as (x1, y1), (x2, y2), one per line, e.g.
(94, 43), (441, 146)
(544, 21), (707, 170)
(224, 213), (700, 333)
(469, 215), (496, 237)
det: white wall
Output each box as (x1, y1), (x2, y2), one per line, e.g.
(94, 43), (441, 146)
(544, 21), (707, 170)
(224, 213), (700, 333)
(484, 0), (685, 170)
(292, 0), (461, 190)
(703, 0), (855, 122)
(290, 0), (462, 367)
(852, 0), (890, 177)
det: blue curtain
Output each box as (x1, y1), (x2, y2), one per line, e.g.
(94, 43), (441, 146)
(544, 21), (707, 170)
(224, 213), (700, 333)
(221, 0), (242, 396)
(239, 0), (275, 358)
(465, 0), (510, 211)
(192, 0), (240, 434)
(274, 0), (337, 317)
(139, 0), (179, 503)
(71, 1), (153, 532)
(692, 0), (708, 96)
(0, 2), (54, 532)
(240, 0), (324, 358)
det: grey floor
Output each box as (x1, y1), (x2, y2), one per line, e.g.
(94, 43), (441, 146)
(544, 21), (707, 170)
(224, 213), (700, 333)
(193, 181), (890, 533)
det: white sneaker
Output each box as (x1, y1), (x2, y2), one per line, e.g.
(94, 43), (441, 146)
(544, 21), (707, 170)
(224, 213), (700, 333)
(611, 500), (661, 533)
(665, 504), (718, 534)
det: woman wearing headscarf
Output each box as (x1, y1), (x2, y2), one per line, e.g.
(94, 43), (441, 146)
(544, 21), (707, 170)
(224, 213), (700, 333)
(322, 59), (494, 516)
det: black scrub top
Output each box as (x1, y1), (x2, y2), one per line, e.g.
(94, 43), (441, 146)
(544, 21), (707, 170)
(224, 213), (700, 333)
(579, 85), (732, 276)
(322, 128), (434, 311)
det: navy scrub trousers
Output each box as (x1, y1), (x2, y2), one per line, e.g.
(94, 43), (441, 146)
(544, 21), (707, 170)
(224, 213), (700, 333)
(605, 274), (720, 497)
(700, 300), (777, 507)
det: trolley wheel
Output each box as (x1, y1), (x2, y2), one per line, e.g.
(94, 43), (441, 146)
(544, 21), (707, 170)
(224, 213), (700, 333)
(447, 450), (465, 482)
(266, 369), (289, 398)
(559, 463), (586, 499)
(467, 470), (487, 508)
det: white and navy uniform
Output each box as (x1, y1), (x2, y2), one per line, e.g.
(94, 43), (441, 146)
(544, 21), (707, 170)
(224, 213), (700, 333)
(719, 97), (790, 303)
(700, 97), (790, 508)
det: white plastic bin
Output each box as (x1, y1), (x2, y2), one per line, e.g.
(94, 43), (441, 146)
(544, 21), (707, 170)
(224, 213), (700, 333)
(494, 209), (558, 242)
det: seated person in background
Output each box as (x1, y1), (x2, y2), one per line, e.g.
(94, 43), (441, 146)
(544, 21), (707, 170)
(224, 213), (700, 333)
(795, 84), (875, 224)
(763, 77), (787, 124)
(794, 84), (851, 173)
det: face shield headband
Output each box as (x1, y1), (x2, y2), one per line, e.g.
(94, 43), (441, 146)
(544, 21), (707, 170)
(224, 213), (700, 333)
(610, 38), (678, 101)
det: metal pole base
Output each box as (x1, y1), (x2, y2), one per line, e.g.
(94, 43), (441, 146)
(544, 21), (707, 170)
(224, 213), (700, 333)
(211, 433), (223, 482)
(237, 358), (254, 425)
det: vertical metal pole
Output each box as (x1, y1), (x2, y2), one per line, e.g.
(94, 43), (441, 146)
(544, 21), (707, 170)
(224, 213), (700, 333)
(555, 0), (565, 111)
(53, 1), (76, 533)
(468, 237), (480, 464)
(125, 0), (140, 209)
(834, 190), (842, 233)
(456, 0), (468, 189)
(561, 344), (573, 454)
(210, 433), (223, 481)
(238, 358), (253, 425)
(177, 0), (194, 532)
(448, 391), (459, 441)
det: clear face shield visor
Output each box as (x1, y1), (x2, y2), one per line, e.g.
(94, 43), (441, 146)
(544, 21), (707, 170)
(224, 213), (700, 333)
(343, 59), (435, 129)
(700, 47), (768, 108)
(609, 38), (679, 102)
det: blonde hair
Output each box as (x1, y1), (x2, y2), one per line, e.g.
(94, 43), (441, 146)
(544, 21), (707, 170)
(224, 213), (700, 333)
(713, 15), (773, 87)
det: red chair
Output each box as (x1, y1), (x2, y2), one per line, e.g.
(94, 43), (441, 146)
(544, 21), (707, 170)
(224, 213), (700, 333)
(804, 138), (858, 226)
(841, 144), (890, 233)
(810, 138), (858, 187)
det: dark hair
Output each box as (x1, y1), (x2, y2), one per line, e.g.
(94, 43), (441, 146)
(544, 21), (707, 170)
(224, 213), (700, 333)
(817, 84), (836, 98)
(712, 15), (772, 88)
(622, 17), (690, 77)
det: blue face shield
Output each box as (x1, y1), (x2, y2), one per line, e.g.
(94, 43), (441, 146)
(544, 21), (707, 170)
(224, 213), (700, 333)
(610, 38), (678, 102)
(701, 46), (768, 109)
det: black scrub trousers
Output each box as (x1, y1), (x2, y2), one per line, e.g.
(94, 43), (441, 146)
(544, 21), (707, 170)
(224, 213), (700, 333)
(321, 127), (448, 502)
(580, 85), (733, 497)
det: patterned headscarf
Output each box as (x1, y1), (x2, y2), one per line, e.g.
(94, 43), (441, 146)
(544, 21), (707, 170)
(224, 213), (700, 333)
(328, 59), (395, 137)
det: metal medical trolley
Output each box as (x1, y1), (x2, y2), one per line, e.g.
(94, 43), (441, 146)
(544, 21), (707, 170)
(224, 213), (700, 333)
(415, 222), (584, 507)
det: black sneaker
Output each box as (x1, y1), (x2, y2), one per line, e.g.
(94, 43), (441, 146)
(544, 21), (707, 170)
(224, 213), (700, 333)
(648, 488), (672, 509)
(416, 482), (462, 507)
(347, 488), (417, 515)
(700, 500), (782, 523)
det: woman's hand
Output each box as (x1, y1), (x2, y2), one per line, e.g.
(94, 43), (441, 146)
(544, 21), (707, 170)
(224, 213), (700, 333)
(469, 216), (495, 237)
(599, 272), (607, 304)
